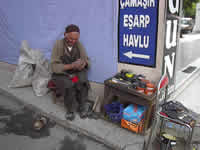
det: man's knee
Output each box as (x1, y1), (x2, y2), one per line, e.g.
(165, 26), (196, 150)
(76, 81), (90, 91)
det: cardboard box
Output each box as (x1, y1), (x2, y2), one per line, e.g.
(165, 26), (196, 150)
(121, 119), (144, 133)
(123, 104), (146, 123)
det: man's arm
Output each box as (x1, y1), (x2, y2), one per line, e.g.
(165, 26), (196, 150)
(77, 41), (90, 68)
(51, 40), (73, 73)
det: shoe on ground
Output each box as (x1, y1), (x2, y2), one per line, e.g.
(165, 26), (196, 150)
(65, 112), (75, 121)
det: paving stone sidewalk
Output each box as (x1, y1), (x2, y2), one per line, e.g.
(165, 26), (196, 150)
(0, 62), (146, 150)
(1, 60), (200, 150)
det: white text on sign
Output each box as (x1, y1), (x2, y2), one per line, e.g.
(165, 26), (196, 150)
(163, 0), (180, 95)
(120, 0), (156, 9)
(123, 34), (149, 48)
(123, 14), (150, 29)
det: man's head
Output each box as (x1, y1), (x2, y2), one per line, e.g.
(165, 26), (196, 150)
(64, 24), (80, 46)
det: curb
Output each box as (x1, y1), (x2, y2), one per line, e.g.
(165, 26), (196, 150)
(0, 88), (120, 150)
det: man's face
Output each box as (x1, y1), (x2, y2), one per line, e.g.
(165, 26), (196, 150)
(64, 32), (80, 46)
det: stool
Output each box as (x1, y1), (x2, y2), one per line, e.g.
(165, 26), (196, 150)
(157, 110), (195, 150)
(160, 132), (177, 150)
(47, 80), (64, 104)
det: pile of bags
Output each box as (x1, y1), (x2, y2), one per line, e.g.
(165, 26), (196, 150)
(9, 41), (51, 96)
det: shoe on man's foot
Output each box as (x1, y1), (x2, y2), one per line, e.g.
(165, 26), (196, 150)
(80, 110), (87, 119)
(79, 103), (91, 119)
(65, 112), (75, 121)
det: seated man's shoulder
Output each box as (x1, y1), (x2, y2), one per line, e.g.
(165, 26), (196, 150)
(55, 39), (64, 45)
(76, 41), (85, 49)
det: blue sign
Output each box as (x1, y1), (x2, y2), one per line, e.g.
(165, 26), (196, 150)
(118, 0), (159, 67)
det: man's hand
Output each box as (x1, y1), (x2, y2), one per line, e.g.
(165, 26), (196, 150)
(72, 59), (86, 70)
(63, 59), (86, 71)
(78, 60), (86, 71)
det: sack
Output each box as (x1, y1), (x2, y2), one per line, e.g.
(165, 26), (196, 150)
(9, 40), (52, 97)
(32, 59), (51, 96)
(9, 41), (37, 88)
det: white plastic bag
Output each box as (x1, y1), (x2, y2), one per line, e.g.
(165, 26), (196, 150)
(9, 41), (36, 88)
(9, 40), (52, 97)
(32, 59), (51, 96)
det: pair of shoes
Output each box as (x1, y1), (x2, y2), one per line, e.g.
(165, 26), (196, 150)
(65, 112), (75, 121)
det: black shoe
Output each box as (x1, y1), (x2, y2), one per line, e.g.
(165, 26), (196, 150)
(79, 103), (91, 119)
(80, 110), (88, 119)
(65, 112), (75, 121)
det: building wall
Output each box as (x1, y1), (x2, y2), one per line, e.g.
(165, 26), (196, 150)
(90, 1), (166, 103)
(0, 0), (117, 83)
(0, 0), (166, 102)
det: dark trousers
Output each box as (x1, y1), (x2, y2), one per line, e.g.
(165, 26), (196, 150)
(52, 70), (89, 112)
(64, 83), (89, 112)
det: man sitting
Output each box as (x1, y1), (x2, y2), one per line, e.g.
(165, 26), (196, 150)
(51, 24), (90, 121)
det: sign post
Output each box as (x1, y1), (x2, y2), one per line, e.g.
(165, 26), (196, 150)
(118, 0), (159, 67)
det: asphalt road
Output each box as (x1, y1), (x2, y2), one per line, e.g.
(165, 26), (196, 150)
(176, 33), (200, 71)
(0, 93), (111, 150)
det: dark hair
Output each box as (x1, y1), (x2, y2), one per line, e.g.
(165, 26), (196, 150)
(65, 24), (80, 33)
